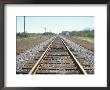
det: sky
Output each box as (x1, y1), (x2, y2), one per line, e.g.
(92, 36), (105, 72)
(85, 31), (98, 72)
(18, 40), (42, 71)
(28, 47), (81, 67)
(16, 16), (94, 34)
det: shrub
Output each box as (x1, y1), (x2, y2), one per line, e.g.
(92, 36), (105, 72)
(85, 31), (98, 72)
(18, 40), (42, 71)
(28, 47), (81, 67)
(16, 32), (29, 38)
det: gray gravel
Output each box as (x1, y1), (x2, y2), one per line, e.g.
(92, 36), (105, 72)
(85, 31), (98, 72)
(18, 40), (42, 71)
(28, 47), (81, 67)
(60, 36), (94, 71)
(61, 36), (94, 61)
(16, 36), (55, 73)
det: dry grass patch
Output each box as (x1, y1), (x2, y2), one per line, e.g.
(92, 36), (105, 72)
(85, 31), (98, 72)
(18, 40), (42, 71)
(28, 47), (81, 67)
(16, 35), (52, 54)
(69, 36), (94, 52)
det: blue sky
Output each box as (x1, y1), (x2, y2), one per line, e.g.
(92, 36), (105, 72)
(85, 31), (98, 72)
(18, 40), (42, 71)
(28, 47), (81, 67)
(16, 16), (94, 34)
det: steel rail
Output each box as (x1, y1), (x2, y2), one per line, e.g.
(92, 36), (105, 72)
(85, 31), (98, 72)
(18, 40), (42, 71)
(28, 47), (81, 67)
(29, 38), (55, 74)
(61, 38), (87, 75)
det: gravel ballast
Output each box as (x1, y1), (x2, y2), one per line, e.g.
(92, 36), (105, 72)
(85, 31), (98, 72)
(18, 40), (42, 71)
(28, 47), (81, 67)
(16, 36), (55, 73)
(61, 36), (94, 73)
(61, 36), (94, 61)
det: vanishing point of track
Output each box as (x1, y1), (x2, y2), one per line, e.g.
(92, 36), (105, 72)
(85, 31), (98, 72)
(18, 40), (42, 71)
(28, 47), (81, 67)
(29, 36), (87, 75)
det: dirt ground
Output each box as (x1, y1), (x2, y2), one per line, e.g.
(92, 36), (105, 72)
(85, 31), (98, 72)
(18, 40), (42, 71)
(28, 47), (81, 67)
(16, 35), (52, 54)
(68, 37), (94, 52)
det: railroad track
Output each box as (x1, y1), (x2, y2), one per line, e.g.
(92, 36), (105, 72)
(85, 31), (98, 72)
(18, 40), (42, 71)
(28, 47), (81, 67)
(29, 36), (87, 74)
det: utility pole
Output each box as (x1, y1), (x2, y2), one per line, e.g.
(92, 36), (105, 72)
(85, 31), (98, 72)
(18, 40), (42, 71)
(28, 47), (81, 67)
(24, 16), (25, 33)
(44, 27), (46, 32)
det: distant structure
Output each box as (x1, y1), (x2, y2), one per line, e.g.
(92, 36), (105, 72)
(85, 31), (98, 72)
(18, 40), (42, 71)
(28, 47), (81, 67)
(61, 31), (70, 37)
(65, 32), (70, 36)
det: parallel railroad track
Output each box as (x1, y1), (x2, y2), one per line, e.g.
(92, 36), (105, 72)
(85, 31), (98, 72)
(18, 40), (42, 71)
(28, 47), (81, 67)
(29, 36), (87, 74)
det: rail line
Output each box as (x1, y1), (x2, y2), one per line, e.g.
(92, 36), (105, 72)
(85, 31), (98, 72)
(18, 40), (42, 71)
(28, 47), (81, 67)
(29, 36), (87, 74)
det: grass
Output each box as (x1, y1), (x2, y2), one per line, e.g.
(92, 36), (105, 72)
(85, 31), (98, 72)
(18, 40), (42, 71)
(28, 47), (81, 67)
(69, 36), (94, 52)
(16, 35), (53, 54)
(72, 36), (94, 44)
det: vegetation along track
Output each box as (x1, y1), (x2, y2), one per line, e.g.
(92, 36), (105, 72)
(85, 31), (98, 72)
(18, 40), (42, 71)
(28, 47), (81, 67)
(29, 36), (87, 74)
